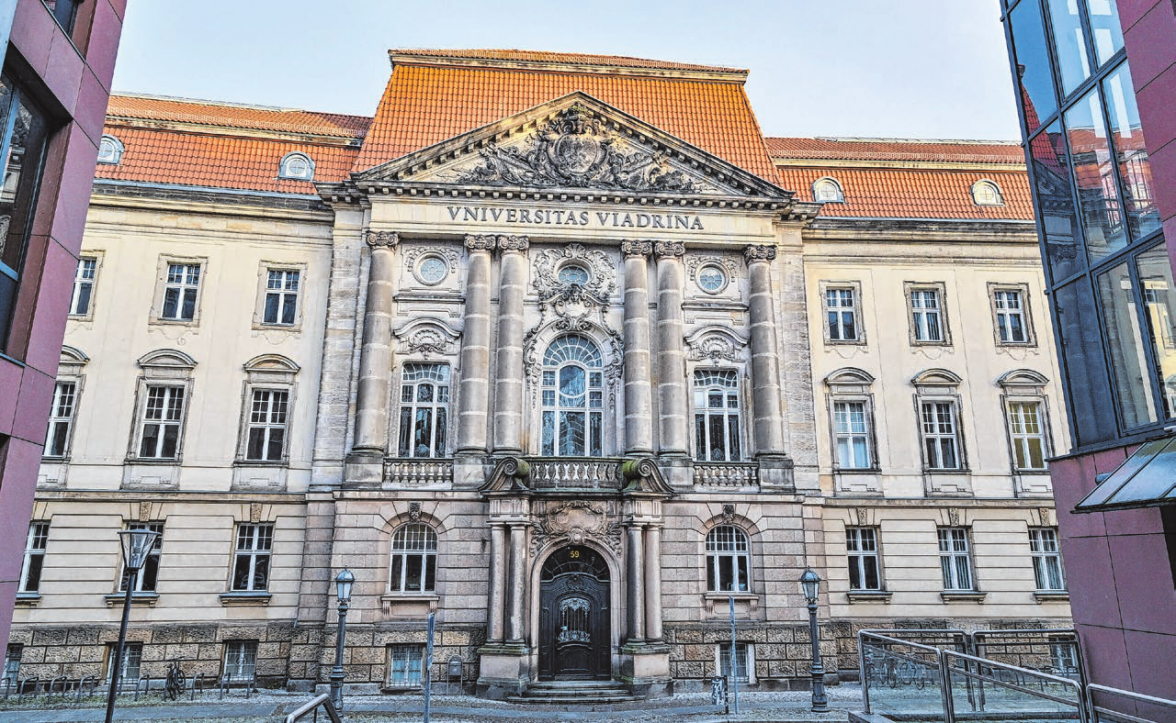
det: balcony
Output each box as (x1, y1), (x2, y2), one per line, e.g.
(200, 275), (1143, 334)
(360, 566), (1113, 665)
(527, 458), (625, 491)
(694, 461), (759, 489)
(382, 458), (454, 488)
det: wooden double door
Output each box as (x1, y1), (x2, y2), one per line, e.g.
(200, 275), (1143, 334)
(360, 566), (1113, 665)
(537, 546), (611, 680)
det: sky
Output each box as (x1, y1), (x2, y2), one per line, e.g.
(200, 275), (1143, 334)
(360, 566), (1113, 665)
(111, 0), (1022, 141)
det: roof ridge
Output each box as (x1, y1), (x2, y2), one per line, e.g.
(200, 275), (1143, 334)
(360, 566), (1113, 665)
(767, 135), (1021, 146)
(110, 92), (372, 122)
(387, 48), (747, 76)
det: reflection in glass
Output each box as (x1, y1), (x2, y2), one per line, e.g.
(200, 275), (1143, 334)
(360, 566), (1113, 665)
(1087, 0), (1124, 65)
(1030, 121), (1084, 281)
(541, 335), (604, 456)
(1066, 88), (1127, 261)
(1053, 281), (1118, 445)
(1047, 0), (1091, 95)
(1009, 0), (1058, 134)
(1104, 63), (1160, 241)
(1097, 262), (1157, 429)
(1136, 242), (1176, 419)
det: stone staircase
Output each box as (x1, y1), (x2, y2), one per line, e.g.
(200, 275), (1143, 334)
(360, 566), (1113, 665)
(506, 679), (639, 705)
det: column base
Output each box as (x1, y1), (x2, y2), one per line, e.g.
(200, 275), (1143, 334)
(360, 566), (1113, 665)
(475, 643), (531, 699)
(619, 642), (672, 698)
(756, 454), (794, 490)
(344, 450), (383, 487)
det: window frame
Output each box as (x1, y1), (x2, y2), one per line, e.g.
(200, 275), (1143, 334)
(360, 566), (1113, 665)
(919, 399), (965, 472)
(811, 176), (845, 203)
(151, 256), (206, 326)
(1029, 526), (1066, 591)
(388, 522), (439, 595)
(905, 282), (952, 346)
(105, 642), (143, 686)
(96, 135), (124, 165)
(705, 525), (752, 594)
(717, 642), (754, 684)
(3, 644), (22, 688)
(540, 335), (605, 457)
(819, 280), (865, 345)
(395, 363), (452, 459)
(387, 644), (425, 689)
(278, 152), (315, 181)
(18, 522), (49, 595)
(43, 380), (78, 459)
(937, 526), (976, 591)
(230, 523), (274, 593)
(242, 388), (291, 463)
(845, 526), (883, 591)
(1006, 399), (1050, 473)
(988, 282), (1036, 346)
(118, 522), (164, 594)
(971, 179), (1005, 206)
(832, 399), (874, 471)
(223, 640), (259, 682)
(253, 263), (306, 330)
(692, 368), (744, 463)
(68, 254), (101, 319)
(133, 384), (187, 461)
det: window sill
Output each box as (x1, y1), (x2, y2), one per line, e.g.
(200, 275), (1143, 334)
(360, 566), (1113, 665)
(381, 593), (439, 616)
(233, 459), (290, 468)
(219, 592), (271, 606)
(833, 467), (882, 475)
(381, 685), (424, 693)
(104, 592), (159, 607)
(703, 592), (759, 614)
(940, 591), (986, 603)
(910, 341), (952, 348)
(1014, 469), (1052, 475)
(824, 339), (867, 346)
(14, 593), (40, 607)
(1033, 591), (1069, 603)
(151, 318), (200, 327)
(847, 590), (892, 604)
(125, 458), (182, 466)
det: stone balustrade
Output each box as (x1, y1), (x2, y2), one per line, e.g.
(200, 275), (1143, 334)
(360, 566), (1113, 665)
(382, 458), (454, 487)
(693, 461), (759, 488)
(527, 458), (625, 491)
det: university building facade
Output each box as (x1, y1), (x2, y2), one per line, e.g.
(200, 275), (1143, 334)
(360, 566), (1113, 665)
(7, 51), (1072, 698)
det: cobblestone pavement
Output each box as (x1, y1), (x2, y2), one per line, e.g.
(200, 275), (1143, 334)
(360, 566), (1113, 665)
(0, 684), (864, 722)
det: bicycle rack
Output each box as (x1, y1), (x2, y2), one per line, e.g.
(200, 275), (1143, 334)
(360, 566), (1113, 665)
(78, 675), (96, 702)
(18, 676), (39, 702)
(191, 672), (203, 701)
(49, 675), (68, 697)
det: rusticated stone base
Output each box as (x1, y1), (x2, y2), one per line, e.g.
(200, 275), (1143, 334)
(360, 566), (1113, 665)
(664, 621), (837, 689)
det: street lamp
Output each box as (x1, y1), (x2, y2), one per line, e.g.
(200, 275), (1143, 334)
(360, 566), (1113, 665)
(105, 528), (160, 723)
(800, 568), (829, 713)
(329, 569), (355, 710)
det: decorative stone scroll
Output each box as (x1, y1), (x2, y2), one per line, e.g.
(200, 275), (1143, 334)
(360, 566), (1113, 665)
(654, 240), (685, 258)
(464, 234), (497, 251)
(685, 325), (749, 365)
(531, 499), (623, 556)
(620, 240), (653, 258)
(365, 230), (399, 248)
(532, 244), (616, 302)
(743, 244), (776, 262)
(497, 235), (530, 253)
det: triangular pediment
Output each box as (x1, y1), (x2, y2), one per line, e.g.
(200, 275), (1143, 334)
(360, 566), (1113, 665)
(355, 92), (790, 200)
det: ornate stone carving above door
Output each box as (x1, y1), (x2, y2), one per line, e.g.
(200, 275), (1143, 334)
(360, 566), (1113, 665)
(531, 499), (623, 556)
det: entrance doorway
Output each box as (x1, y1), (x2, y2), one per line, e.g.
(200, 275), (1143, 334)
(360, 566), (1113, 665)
(538, 546), (611, 680)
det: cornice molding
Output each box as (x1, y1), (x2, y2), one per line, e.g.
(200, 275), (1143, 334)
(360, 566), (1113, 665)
(388, 52), (749, 83)
(104, 117), (365, 147)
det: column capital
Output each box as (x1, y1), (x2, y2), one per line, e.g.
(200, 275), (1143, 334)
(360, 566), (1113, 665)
(743, 244), (777, 263)
(364, 230), (400, 248)
(621, 240), (654, 258)
(464, 234), (498, 252)
(497, 235), (530, 253)
(653, 240), (685, 258)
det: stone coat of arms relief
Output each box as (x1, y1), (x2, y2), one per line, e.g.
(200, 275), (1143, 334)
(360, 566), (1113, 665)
(531, 499), (623, 556)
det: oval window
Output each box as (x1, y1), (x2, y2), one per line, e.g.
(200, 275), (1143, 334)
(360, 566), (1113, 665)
(698, 265), (726, 293)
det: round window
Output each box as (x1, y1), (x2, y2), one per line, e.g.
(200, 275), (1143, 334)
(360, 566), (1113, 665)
(417, 256), (448, 285)
(697, 265), (727, 293)
(558, 265), (590, 286)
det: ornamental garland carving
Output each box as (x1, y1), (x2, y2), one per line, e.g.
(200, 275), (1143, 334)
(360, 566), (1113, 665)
(685, 326), (749, 365)
(365, 230), (399, 248)
(531, 499), (623, 556)
(532, 244), (616, 302)
(452, 104), (716, 194)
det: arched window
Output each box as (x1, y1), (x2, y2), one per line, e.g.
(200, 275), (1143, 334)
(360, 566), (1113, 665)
(706, 526), (750, 592)
(812, 177), (844, 203)
(397, 363), (450, 458)
(541, 335), (603, 456)
(389, 523), (437, 593)
(278, 152), (315, 181)
(693, 369), (741, 461)
(97, 135), (124, 165)
(971, 179), (1003, 206)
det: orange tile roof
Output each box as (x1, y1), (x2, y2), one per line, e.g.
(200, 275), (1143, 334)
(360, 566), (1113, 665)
(390, 48), (745, 74)
(766, 137), (1025, 165)
(108, 94), (371, 139)
(354, 60), (779, 182)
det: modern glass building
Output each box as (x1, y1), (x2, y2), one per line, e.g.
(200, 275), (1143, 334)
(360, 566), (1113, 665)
(1001, 0), (1176, 707)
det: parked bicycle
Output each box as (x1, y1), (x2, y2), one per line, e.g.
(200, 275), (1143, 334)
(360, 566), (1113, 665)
(164, 659), (186, 700)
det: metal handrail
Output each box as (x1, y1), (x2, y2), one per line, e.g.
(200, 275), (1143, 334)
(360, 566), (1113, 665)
(971, 628), (1087, 687)
(1086, 683), (1176, 723)
(942, 649), (1088, 723)
(859, 631), (946, 714)
(284, 693), (343, 723)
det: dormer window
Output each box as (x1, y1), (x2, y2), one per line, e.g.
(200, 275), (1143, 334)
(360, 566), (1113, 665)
(97, 135), (124, 165)
(971, 179), (1004, 206)
(812, 177), (845, 203)
(278, 152), (315, 181)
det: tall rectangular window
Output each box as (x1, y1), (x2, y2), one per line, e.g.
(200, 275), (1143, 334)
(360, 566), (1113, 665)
(719, 643), (750, 684)
(825, 287), (858, 342)
(69, 257), (97, 316)
(693, 369), (742, 462)
(833, 401), (870, 469)
(231, 523), (273, 592)
(245, 389), (289, 462)
(3, 644), (21, 688)
(397, 364), (450, 458)
(1030, 527), (1066, 591)
(161, 263), (200, 321)
(994, 289), (1028, 343)
(388, 644), (423, 688)
(223, 641), (258, 681)
(119, 522), (163, 593)
(262, 269), (299, 325)
(938, 527), (974, 591)
(43, 381), (77, 458)
(846, 527), (881, 591)
(921, 401), (961, 470)
(0, 74), (52, 352)
(138, 386), (185, 459)
(910, 289), (945, 342)
(1007, 401), (1048, 471)
(19, 522), (49, 594)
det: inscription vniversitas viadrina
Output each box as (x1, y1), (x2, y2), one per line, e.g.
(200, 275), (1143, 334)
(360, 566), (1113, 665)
(446, 205), (705, 230)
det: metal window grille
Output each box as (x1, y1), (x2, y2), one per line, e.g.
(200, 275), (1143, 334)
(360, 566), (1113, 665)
(246, 389), (289, 461)
(161, 264), (201, 321)
(232, 524), (273, 592)
(825, 288), (857, 341)
(1008, 401), (1047, 470)
(1030, 527), (1066, 590)
(541, 335), (603, 457)
(833, 400), (870, 468)
(719, 643), (750, 683)
(389, 523), (438, 593)
(69, 257), (96, 316)
(224, 641), (257, 681)
(938, 527), (974, 590)
(388, 645), (423, 687)
(19, 523), (48, 593)
(911, 289), (944, 342)
(43, 381), (76, 458)
(263, 269), (299, 325)
(397, 364), (451, 458)
(846, 527), (881, 590)
(706, 526), (751, 593)
(921, 401), (960, 470)
(139, 386), (185, 459)
(693, 369), (741, 462)
(106, 643), (142, 684)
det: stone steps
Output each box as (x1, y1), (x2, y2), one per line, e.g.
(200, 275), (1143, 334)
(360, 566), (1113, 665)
(506, 679), (639, 705)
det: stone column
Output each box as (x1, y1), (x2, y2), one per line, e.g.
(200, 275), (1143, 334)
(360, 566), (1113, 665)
(352, 231), (398, 452)
(644, 524), (663, 643)
(622, 240), (655, 455)
(455, 235), (496, 456)
(745, 245), (788, 457)
(493, 236), (530, 456)
(506, 522), (528, 644)
(487, 523), (507, 644)
(626, 524), (646, 643)
(654, 241), (689, 457)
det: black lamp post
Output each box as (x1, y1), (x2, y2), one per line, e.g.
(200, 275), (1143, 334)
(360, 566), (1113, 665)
(800, 568), (829, 713)
(329, 569), (354, 710)
(105, 528), (160, 723)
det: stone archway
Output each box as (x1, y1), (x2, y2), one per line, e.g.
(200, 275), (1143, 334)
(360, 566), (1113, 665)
(537, 545), (611, 680)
